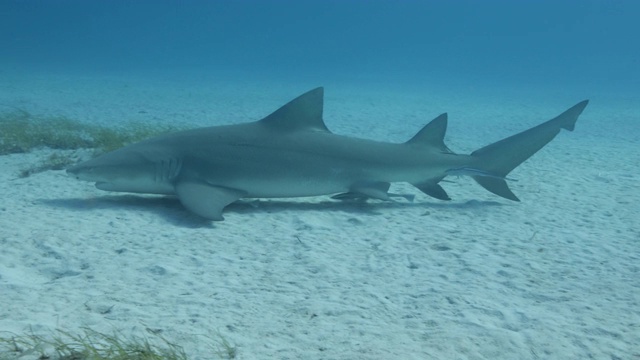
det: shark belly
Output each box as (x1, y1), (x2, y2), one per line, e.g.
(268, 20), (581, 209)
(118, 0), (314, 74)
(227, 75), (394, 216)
(235, 175), (351, 198)
(186, 150), (379, 198)
(208, 165), (358, 198)
(203, 157), (433, 199)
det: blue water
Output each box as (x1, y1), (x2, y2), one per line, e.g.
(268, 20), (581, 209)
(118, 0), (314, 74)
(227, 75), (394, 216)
(2, 0), (638, 96)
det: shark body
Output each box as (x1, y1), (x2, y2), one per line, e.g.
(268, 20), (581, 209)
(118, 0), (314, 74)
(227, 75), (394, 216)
(67, 88), (588, 220)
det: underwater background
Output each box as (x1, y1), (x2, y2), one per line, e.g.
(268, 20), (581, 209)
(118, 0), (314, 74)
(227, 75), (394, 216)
(2, 0), (638, 96)
(1, 1), (639, 359)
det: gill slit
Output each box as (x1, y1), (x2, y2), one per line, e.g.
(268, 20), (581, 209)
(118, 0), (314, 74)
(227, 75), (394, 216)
(155, 157), (183, 183)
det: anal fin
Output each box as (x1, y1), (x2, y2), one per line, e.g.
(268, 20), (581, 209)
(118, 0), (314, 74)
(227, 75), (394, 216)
(412, 180), (451, 201)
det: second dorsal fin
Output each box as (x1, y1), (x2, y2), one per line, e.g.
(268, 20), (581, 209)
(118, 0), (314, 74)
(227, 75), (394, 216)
(405, 113), (451, 153)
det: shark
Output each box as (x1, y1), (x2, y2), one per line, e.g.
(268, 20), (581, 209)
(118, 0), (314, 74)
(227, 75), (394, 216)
(67, 87), (588, 220)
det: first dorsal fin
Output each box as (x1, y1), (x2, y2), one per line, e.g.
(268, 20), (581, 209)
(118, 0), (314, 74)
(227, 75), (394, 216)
(405, 113), (452, 153)
(259, 87), (330, 132)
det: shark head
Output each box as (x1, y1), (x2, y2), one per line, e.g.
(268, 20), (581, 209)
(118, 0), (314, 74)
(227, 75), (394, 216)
(66, 147), (179, 194)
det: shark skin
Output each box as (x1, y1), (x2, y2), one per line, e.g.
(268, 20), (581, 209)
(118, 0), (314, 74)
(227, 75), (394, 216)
(67, 88), (589, 220)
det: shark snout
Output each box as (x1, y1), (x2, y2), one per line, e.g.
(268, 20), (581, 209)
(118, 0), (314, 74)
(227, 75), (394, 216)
(66, 163), (86, 179)
(66, 162), (101, 182)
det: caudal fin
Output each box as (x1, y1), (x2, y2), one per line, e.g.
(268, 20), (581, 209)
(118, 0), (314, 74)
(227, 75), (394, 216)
(471, 100), (589, 201)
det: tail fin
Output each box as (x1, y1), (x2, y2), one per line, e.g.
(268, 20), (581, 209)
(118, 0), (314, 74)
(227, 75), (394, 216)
(471, 100), (589, 201)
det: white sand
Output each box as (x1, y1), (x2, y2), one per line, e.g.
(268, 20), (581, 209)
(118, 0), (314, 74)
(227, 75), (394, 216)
(1, 71), (638, 359)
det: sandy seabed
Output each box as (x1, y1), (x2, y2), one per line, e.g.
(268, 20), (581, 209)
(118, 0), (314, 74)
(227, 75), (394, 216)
(0, 71), (638, 359)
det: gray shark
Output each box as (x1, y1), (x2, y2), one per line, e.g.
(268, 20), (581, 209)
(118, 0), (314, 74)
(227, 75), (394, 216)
(67, 88), (588, 220)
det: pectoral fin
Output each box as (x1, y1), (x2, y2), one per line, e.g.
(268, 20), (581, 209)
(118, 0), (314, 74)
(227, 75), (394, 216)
(175, 181), (245, 220)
